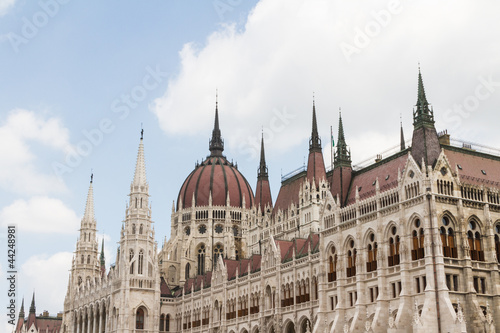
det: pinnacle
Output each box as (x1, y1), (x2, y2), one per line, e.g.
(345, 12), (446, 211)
(309, 101), (321, 152)
(209, 98), (224, 156)
(132, 134), (148, 188)
(83, 175), (95, 223)
(29, 292), (35, 313)
(258, 133), (268, 178)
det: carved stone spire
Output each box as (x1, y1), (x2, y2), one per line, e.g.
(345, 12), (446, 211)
(255, 134), (272, 214)
(334, 112), (351, 168)
(209, 95), (224, 157)
(309, 100), (322, 152)
(413, 67), (434, 129)
(132, 131), (148, 189)
(83, 174), (95, 224)
(400, 120), (405, 151)
(100, 238), (105, 277)
(29, 292), (35, 314)
(258, 133), (268, 179)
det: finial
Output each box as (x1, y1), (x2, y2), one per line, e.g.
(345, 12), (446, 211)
(312, 91), (315, 106)
(141, 124), (144, 140)
(216, 89), (218, 108)
(90, 172), (93, 184)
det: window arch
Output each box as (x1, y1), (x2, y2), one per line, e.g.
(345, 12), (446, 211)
(213, 243), (224, 268)
(412, 219), (425, 260)
(138, 250), (144, 274)
(495, 223), (500, 263)
(468, 219), (484, 261)
(388, 226), (400, 266)
(441, 215), (457, 258)
(139, 224), (143, 235)
(132, 224), (136, 234)
(87, 255), (91, 264)
(197, 244), (206, 275)
(366, 232), (377, 272)
(135, 307), (145, 329)
(165, 314), (170, 331)
(129, 249), (135, 274)
(81, 255), (84, 264)
(185, 263), (190, 279)
(346, 239), (357, 277)
(159, 314), (165, 332)
(328, 245), (337, 282)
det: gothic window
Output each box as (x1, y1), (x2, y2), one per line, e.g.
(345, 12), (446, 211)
(197, 244), (206, 275)
(346, 240), (357, 277)
(165, 314), (170, 331)
(78, 276), (82, 285)
(129, 249), (134, 274)
(185, 227), (190, 236)
(185, 263), (190, 279)
(139, 224), (143, 235)
(213, 243), (224, 268)
(412, 219), (425, 260)
(135, 308), (145, 329)
(159, 314), (165, 332)
(366, 232), (378, 272)
(388, 226), (400, 266)
(87, 255), (91, 264)
(140, 198), (143, 208)
(198, 225), (206, 234)
(441, 215), (457, 258)
(468, 219), (484, 261)
(215, 224), (223, 234)
(81, 255), (84, 264)
(138, 250), (144, 275)
(328, 246), (337, 282)
(233, 226), (239, 237)
(168, 266), (176, 283)
(495, 223), (500, 263)
(132, 224), (136, 234)
(135, 198), (138, 208)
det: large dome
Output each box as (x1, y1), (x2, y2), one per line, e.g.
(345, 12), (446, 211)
(176, 103), (254, 211)
(177, 155), (254, 210)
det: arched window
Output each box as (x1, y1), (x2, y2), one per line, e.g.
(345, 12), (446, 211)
(328, 246), (337, 282)
(197, 244), (206, 275)
(168, 266), (176, 283)
(135, 308), (145, 329)
(135, 198), (138, 208)
(129, 249), (135, 274)
(78, 276), (82, 285)
(87, 255), (91, 264)
(495, 224), (500, 263)
(366, 233), (377, 272)
(213, 243), (223, 269)
(346, 240), (357, 277)
(185, 263), (190, 279)
(139, 224), (143, 235)
(159, 314), (165, 332)
(138, 250), (144, 275)
(388, 226), (400, 266)
(468, 219), (484, 261)
(412, 219), (425, 260)
(132, 224), (136, 234)
(165, 314), (170, 331)
(440, 215), (457, 258)
(81, 255), (84, 264)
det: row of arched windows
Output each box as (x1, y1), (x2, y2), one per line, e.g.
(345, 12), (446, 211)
(184, 243), (225, 279)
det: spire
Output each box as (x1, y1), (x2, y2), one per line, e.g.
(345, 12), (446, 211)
(19, 298), (25, 317)
(29, 292), (35, 314)
(309, 99), (321, 152)
(400, 118), (405, 151)
(334, 112), (351, 167)
(413, 66), (434, 128)
(209, 94), (224, 156)
(100, 238), (106, 277)
(132, 130), (147, 187)
(83, 174), (95, 223)
(258, 133), (268, 179)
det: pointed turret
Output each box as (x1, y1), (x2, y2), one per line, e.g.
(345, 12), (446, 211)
(83, 174), (95, 224)
(400, 121), (405, 151)
(27, 292), (37, 329)
(15, 298), (25, 332)
(100, 238), (105, 277)
(330, 112), (353, 207)
(410, 68), (440, 169)
(29, 292), (35, 313)
(209, 95), (224, 157)
(306, 101), (327, 189)
(132, 130), (147, 188)
(19, 298), (25, 317)
(255, 134), (273, 215)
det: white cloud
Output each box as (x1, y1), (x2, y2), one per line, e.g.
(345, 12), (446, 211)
(152, 0), (500, 164)
(19, 252), (73, 314)
(0, 0), (17, 17)
(0, 109), (71, 195)
(0, 197), (79, 234)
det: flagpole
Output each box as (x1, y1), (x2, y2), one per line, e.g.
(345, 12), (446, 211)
(330, 125), (334, 171)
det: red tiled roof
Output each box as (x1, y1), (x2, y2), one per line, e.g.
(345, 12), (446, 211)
(346, 153), (408, 205)
(306, 151), (327, 189)
(273, 174), (305, 215)
(160, 277), (172, 297)
(274, 240), (294, 261)
(255, 178), (273, 213)
(443, 147), (500, 187)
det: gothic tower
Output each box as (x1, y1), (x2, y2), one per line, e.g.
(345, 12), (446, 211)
(330, 112), (352, 206)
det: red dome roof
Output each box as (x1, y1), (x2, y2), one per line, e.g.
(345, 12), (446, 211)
(177, 156), (254, 210)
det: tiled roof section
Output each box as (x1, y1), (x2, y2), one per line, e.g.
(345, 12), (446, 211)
(306, 151), (327, 189)
(183, 271), (214, 294)
(443, 147), (500, 187)
(177, 156), (255, 210)
(274, 239), (294, 261)
(255, 178), (273, 213)
(250, 254), (262, 272)
(276, 233), (320, 263)
(273, 174), (305, 215)
(17, 317), (62, 333)
(160, 277), (172, 297)
(346, 152), (408, 205)
(329, 166), (353, 206)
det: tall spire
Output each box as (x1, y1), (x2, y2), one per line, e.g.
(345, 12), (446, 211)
(19, 298), (25, 317)
(400, 118), (405, 151)
(309, 99), (321, 152)
(209, 93), (224, 156)
(100, 238), (105, 276)
(29, 292), (35, 313)
(83, 174), (95, 223)
(413, 66), (434, 128)
(258, 132), (268, 179)
(334, 112), (351, 167)
(132, 130), (147, 187)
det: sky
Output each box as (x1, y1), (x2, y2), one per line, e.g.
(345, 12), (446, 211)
(1, 0), (500, 327)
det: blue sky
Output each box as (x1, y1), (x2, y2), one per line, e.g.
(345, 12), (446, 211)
(1, 0), (500, 323)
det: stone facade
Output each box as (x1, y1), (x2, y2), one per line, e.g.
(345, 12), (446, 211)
(56, 71), (500, 333)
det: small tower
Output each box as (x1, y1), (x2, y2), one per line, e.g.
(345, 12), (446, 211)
(410, 67), (440, 169)
(71, 174), (100, 289)
(330, 112), (353, 206)
(306, 100), (327, 189)
(255, 133), (273, 215)
(99, 238), (105, 278)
